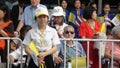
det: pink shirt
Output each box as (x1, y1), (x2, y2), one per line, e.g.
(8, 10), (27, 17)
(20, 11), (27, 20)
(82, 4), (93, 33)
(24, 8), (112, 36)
(106, 41), (120, 56)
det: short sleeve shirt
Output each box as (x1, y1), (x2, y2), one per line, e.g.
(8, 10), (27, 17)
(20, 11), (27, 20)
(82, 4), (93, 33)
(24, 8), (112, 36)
(22, 25), (60, 52)
(57, 41), (86, 59)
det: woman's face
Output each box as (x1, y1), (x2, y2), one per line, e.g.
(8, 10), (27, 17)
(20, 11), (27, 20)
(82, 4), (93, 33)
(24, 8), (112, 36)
(92, 11), (97, 20)
(74, 0), (81, 9)
(0, 10), (5, 20)
(61, 0), (67, 9)
(104, 4), (110, 14)
(53, 16), (64, 24)
(36, 15), (48, 26)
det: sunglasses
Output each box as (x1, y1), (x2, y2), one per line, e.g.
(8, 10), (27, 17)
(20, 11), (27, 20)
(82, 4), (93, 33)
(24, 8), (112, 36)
(65, 31), (74, 34)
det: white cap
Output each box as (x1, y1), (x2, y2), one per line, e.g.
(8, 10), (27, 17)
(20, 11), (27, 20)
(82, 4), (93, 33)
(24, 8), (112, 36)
(35, 7), (49, 17)
(52, 6), (65, 17)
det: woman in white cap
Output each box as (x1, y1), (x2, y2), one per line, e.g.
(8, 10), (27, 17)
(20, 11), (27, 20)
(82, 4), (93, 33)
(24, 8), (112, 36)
(23, 7), (60, 68)
(50, 6), (68, 38)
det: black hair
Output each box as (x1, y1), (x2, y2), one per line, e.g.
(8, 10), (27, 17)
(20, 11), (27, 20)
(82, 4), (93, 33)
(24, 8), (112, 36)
(0, 2), (10, 22)
(18, 0), (25, 5)
(103, 3), (110, 10)
(83, 6), (96, 20)
(20, 25), (32, 40)
(60, 0), (67, 6)
(118, 3), (120, 8)
(89, 2), (96, 6)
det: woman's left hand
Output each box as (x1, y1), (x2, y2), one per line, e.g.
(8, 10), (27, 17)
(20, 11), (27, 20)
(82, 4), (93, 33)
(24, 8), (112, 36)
(92, 32), (99, 39)
(38, 52), (47, 58)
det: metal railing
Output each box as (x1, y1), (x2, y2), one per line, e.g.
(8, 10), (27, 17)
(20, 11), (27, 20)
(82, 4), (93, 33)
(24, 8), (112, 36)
(1, 37), (120, 68)
(60, 38), (120, 68)
(0, 37), (22, 68)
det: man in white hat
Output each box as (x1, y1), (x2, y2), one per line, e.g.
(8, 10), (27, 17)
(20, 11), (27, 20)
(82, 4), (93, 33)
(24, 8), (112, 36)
(50, 6), (68, 38)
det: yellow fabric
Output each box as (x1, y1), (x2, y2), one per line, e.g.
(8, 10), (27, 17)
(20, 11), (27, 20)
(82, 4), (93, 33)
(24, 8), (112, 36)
(100, 22), (106, 33)
(69, 56), (86, 68)
(68, 12), (75, 23)
(29, 41), (46, 68)
(29, 41), (39, 56)
(116, 14), (120, 20)
(39, 34), (45, 46)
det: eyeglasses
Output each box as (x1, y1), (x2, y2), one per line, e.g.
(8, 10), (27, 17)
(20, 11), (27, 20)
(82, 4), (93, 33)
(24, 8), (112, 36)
(65, 31), (74, 34)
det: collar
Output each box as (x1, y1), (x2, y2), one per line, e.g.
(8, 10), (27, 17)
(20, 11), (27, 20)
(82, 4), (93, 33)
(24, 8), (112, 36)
(30, 4), (41, 9)
(35, 25), (51, 34)
(61, 40), (77, 47)
(66, 41), (76, 47)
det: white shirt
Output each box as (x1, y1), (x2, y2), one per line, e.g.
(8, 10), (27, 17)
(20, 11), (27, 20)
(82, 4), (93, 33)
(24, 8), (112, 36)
(9, 46), (26, 60)
(23, 25), (60, 52)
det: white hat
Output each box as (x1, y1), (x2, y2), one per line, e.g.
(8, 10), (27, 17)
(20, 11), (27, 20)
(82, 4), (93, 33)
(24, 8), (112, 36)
(35, 7), (49, 17)
(52, 6), (65, 16)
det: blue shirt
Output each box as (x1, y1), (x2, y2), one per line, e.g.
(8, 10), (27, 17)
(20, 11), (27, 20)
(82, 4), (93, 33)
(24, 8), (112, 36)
(57, 40), (86, 59)
(21, 4), (46, 27)
(57, 40), (86, 68)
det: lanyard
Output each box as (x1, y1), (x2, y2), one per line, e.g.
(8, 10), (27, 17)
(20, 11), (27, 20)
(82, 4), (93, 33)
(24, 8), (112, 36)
(39, 33), (45, 47)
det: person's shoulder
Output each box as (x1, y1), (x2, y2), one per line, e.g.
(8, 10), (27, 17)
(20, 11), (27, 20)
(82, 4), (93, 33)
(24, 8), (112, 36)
(80, 21), (87, 26)
(98, 13), (104, 17)
(24, 5), (31, 10)
(39, 4), (47, 8)
(63, 23), (68, 27)
(74, 41), (81, 45)
(71, 9), (76, 13)
(12, 4), (19, 8)
(47, 25), (56, 31)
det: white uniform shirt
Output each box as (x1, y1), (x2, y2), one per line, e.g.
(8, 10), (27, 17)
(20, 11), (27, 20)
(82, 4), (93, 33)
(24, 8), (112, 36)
(23, 25), (60, 52)
(9, 46), (26, 60)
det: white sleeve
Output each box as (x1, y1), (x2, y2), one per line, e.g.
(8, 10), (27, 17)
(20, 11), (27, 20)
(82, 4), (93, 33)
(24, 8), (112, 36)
(52, 29), (60, 45)
(9, 47), (21, 59)
(22, 30), (32, 46)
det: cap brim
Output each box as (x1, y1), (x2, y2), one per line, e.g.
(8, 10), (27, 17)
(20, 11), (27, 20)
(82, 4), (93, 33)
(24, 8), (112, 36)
(36, 12), (48, 17)
(52, 13), (65, 16)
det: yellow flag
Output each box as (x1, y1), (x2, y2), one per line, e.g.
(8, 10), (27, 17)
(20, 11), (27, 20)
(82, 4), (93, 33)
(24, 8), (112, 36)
(29, 41), (39, 56)
(29, 41), (46, 68)
(100, 22), (106, 33)
(68, 12), (75, 23)
(70, 56), (86, 68)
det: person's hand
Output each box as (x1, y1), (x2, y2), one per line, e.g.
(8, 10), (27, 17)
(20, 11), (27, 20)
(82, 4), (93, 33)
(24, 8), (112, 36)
(38, 52), (47, 59)
(9, 55), (15, 64)
(57, 29), (63, 37)
(14, 31), (19, 36)
(92, 32), (99, 39)
(54, 56), (63, 64)
(37, 57), (45, 66)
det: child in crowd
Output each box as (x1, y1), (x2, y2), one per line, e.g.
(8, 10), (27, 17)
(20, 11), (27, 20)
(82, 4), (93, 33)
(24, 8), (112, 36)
(9, 25), (32, 68)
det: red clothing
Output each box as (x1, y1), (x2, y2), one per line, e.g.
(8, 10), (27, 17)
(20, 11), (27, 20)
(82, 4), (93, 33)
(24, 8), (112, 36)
(0, 20), (14, 62)
(79, 21), (101, 68)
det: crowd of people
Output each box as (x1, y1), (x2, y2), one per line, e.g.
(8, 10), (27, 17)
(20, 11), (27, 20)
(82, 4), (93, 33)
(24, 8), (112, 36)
(0, 0), (120, 68)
